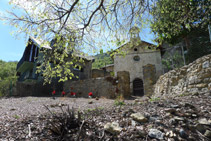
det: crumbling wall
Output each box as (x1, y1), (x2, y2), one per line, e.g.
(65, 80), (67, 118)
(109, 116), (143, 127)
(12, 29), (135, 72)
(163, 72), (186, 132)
(143, 64), (156, 96)
(64, 71), (130, 99)
(154, 54), (211, 98)
(117, 71), (130, 98)
(15, 81), (52, 96)
(92, 69), (110, 78)
(64, 77), (117, 98)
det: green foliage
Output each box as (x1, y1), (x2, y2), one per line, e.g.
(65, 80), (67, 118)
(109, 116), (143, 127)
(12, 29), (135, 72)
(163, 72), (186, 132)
(114, 96), (125, 107)
(36, 34), (84, 84)
(149, 97), (160, 102)
(185, 28), (211, 63)
(0, 60), (17, 96)
(13, 114), (20, 119)
(151, 0), (211, 63)
(92, 53), (113, 69)
(114, 100), (125, 106)
(151, 0), (211, 44)
(162, 50), (184, 71)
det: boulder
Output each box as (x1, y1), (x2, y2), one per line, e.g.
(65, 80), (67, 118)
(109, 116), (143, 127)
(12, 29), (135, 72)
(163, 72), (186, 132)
(148, 129), (164, 140)
(104, 122), (122, 134)
(130, 113), (148, 123)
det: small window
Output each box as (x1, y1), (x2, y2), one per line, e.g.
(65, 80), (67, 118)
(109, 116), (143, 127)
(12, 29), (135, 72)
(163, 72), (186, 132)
(134, 48), (138, 51)
(133, 56), (140, 61)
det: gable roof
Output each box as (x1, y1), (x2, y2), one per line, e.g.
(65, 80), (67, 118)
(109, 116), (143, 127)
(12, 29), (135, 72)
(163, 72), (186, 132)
(29, 36), (52, 49)
(112, 39), (158, 53)
(30, 36), (94, 61)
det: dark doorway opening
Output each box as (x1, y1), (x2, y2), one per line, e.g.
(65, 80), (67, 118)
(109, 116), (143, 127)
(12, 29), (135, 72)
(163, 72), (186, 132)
(133, 78), (144, 96)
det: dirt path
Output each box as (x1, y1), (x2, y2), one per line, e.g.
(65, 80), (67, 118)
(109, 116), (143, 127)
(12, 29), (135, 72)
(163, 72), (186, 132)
(0, 97), (132, 122)
(0, 94), (210, 140)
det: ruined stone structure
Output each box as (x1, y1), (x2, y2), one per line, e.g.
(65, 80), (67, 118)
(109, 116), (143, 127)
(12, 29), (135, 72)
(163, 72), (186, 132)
(64, 71), (130, 99)
(154, 54), (211, 98)
(113, 31), (163, 96)
(91, 69), (111, 78)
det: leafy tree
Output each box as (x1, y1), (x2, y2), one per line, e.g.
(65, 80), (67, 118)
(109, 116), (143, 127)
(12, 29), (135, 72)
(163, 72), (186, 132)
(0, 60), (17, 96)
(151, 0), (211, 63)
(151, 0), (211, 45)
(92, 53), (113, 69)
(1, 0), (152, 83)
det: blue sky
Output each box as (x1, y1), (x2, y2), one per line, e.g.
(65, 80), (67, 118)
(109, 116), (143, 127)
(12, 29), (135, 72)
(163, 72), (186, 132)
(0, 0), (155, 62)
(0, 0), (26, 62)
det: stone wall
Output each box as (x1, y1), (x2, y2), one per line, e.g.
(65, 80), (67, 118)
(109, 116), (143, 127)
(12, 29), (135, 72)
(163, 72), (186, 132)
(117, 71), (130, 98)
(154, 54), (211, 98)
(64, 71), (130, 99)
(92, 69), (110, 78)
(143, 64), (156, 96)
(15, 81), (53, 96)
(64, 77), (117, 99)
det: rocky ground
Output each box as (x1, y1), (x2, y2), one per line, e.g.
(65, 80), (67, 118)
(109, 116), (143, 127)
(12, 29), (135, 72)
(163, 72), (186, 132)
(0, 92), (210, 141)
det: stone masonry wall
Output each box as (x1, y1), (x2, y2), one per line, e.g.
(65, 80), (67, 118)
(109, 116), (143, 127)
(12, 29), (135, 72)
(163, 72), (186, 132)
(92, 69), (111, 78)
(154, 54), (211, 98)
(143, 64), (156, 96)
(64, 77), (117, 99)
(15, 81), (52, 96)
(117, 71), (130, 98)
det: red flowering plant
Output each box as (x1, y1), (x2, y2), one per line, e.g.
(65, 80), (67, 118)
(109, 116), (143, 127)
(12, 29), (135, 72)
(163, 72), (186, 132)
(62, 91), (66, 96)
(88, 92), (93, 98)
(70, 92), (76, 97)
(51, 90), (56, 99)
(52, 90), (56, 95)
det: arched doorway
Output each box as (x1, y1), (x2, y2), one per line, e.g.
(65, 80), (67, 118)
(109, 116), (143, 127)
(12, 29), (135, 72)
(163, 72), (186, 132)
(133, 78), (144, 96)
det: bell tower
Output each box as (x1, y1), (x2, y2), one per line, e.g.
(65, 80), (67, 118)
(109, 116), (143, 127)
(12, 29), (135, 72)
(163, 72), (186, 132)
(129, 26), (141, 41)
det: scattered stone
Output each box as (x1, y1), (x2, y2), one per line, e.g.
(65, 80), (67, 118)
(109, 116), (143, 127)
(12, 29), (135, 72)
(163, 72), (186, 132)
(165, 108), (176, 114)
(195, 124), (206, 134)
(191, 114), (198, 118)
(123, 109), (134, 117)
(58, 103), (67, 107)
(202, 61), (209, 68)
(198, 118), (210, 125)
(174, 116), (185, 122)
(130, 113), (148, 123)
(169, 118), (177, 125)
(179, 128), (188, 138)
(166, 130), (176, 138)
(88, 101), (93, 104)
(170, 104), (180, 108)
(134, 99), (140, 103)
(204, 130), (211, 138)
(104, 122), (122, 134)
(149, 115), (161, 122)
(136, 126), (147, 137)
(148, 129), (164, 140)
(184, 103), (196, 109)
(209, 119), (211, 124)
(131, 120), (136, 126)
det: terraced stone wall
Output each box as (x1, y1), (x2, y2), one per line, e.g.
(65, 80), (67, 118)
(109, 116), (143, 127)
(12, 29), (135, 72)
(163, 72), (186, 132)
(154, 54), (211, 98)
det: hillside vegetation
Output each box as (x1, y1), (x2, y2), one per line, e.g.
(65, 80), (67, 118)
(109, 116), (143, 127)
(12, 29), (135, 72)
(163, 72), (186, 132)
(92, 53), (113, 69)
(0, 60), (17, 96)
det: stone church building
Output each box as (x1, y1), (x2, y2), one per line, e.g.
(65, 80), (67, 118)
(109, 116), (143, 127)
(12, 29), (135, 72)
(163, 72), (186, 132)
(112, 28), (163, 96)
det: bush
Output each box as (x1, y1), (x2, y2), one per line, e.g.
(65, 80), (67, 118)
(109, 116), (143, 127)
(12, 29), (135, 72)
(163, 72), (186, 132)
(114, 95), (125, 106)
(0, 60), (17, 97)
